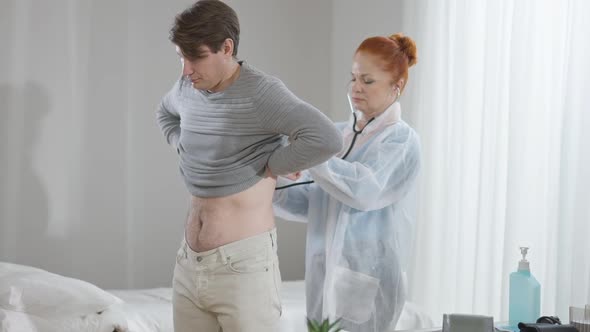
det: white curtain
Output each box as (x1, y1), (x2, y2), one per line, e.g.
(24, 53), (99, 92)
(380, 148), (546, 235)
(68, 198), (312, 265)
(402, 0), (590, 323)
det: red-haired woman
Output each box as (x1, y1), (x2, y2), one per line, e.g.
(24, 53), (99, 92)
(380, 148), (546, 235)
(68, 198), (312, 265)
(274, 34), (421, 332)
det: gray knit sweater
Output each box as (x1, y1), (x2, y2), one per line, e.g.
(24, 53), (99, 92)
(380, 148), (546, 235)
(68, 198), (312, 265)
(156, 62), (343, 197)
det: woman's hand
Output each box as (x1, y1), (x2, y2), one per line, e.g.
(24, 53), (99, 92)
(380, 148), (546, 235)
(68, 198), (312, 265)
(282, 171), (302, 181)
(265, 165), (277, 179)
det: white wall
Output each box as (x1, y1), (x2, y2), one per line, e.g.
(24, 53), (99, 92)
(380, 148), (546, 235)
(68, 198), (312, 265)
(0, 0), (405, 289)
(0, 0), (196, 290)
(0, 0), (332, 289)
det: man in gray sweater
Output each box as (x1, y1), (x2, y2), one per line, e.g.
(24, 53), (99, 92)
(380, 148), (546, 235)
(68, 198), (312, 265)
(156, 1), (342, 331)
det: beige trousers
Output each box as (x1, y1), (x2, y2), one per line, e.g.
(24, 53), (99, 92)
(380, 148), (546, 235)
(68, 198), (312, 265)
(172, 228), (282, 332)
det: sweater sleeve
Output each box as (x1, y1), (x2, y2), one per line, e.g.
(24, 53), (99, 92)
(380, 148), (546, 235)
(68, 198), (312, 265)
(256, 78), (343, 176)
(155, 79), (182, 151)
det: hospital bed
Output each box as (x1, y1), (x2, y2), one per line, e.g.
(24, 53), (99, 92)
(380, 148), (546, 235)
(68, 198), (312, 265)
(0, 262), (433, 332)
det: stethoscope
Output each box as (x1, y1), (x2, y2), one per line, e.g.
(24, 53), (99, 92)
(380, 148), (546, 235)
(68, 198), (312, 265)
(274, 93), (376, 190)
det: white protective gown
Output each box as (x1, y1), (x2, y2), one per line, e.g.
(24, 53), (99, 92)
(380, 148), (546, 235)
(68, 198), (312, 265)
(273, 102), (421, 332)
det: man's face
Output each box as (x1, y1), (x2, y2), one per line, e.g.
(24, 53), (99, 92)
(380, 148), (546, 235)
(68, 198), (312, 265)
(176, 44), (228, 92)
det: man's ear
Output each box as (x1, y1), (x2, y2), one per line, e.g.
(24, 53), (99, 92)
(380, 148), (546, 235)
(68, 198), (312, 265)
(222, 38), (234, 56)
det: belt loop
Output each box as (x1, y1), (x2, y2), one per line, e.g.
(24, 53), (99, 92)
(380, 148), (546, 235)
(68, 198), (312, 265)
(218, 246), (228, 264)
(182, 241), (188, 259)
(270, 231), (275, 248)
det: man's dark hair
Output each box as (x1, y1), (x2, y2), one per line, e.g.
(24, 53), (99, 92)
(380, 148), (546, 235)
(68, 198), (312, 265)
(170, 0), (240, 59)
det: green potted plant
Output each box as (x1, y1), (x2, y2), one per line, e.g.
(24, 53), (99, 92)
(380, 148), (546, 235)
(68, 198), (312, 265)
(307, 317), (343, 332)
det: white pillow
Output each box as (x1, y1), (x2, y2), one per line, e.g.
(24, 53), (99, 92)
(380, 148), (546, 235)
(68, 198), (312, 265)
(0, 262), (123, 317)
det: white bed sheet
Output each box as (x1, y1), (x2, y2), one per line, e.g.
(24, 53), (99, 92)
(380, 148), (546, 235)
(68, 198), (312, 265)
(0, 258), (432, 332)
(107, 288), (172, 332)
(108, 281), (433, 332)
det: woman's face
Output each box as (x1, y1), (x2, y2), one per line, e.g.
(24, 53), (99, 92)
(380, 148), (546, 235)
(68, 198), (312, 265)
(349, 52), (399, 117)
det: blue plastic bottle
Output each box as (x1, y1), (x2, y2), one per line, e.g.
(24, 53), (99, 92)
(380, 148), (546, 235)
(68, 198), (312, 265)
(508, 247), (541, 328)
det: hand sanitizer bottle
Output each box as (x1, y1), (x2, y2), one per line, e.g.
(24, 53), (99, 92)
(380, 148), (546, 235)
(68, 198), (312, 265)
(509, 247), (541, 328)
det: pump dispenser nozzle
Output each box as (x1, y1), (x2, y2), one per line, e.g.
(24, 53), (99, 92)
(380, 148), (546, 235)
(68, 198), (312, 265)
(518, 246), (530, 271)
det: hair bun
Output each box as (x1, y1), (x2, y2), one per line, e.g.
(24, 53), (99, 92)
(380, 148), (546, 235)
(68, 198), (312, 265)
(389, 33), (417, 67)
